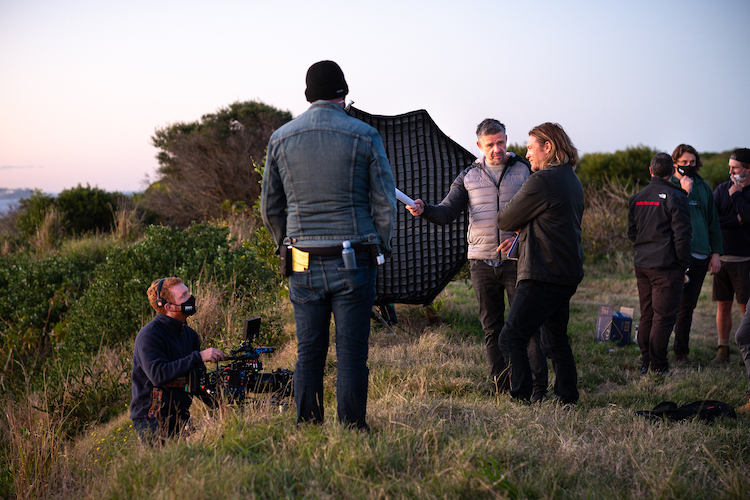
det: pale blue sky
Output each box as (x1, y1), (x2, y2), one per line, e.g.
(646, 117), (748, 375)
(1, 0), (748, 193)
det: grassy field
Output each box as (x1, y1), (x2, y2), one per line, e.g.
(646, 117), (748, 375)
(12, 264), (750, 499)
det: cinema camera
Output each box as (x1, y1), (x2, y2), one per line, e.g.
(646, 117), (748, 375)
(187, 318), (293, 405)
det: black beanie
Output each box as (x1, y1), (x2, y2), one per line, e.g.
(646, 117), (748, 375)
(305, 60), (348, 102)
(732, 148), (750, 164)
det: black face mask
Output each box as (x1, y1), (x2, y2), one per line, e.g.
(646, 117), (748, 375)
(677, 165), (697, 178)
(176, 295), (197, 316)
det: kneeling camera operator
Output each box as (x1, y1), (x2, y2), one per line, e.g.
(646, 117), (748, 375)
(130, 276), (226, 445)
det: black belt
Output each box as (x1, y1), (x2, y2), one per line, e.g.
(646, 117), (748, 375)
(300, 244), (368, 256)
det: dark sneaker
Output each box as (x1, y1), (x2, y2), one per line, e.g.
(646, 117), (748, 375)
(639, 365), (649, 376)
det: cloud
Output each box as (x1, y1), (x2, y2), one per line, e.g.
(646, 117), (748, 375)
(0, 165), (43, 170)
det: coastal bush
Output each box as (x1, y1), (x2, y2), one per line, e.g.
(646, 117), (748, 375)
(0, 250), (103, 393)
(581, 176), (636, 262)
(59, 223), (281, 356)
(15, 189), (55, 239)
(146, 100), (292, 227)
(577, 145), (657, 188)
(55, 184), (117, 235)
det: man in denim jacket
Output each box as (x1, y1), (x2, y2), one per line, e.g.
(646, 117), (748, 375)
(261, 61), (396, 431)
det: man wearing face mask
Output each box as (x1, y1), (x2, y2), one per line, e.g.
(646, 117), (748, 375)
(130, 277), (226, 445)
(669, 144), (723, 365)
(712, 148), (750, 365)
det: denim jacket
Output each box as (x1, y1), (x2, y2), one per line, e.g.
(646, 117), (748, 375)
(261, 101), (397, 256)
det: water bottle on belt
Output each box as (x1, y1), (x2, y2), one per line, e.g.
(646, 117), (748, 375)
(341, 240), (356, 269)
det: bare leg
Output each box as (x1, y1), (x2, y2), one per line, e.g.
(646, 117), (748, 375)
(717, 300), (734, 343)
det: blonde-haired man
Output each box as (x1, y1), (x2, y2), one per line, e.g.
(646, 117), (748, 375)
(130, 277), (225, 445)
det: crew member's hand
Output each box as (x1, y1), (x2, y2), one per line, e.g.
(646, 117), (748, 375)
(708, 253), (721, 274)
(406, 198), (425, 216)
(497, 236), (516, 255)
(729, 179), (742, 196)
(200, 347), (226, 364)
(739, 214), (745, 225)
(680, 176), (693, 194)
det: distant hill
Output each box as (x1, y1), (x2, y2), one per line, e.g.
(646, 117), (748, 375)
(0, 188), (36, 214)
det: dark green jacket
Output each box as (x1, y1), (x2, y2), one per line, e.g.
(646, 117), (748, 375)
(670, 173), (723, 257)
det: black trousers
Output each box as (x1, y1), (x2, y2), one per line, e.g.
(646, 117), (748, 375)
(635, 266), (684, 371)
(499, 280), (579, 404)
(673, 256), (709, 355)
(470, 260), (549, 398)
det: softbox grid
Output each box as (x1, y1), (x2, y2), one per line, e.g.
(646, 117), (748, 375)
(349, 107), (476, 305)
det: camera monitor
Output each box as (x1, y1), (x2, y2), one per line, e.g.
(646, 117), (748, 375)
(243, 317), (261, 343)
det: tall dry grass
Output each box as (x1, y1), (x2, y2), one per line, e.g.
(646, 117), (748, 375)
(582, 176), (639, 267)
(111, 206), (144, 243)
(31, 207), (65, 255)
(3, 395), (65, 499)
(5, 272), (750, 499)
(1, 347), (130, 499)
(225, 207), (257, 250)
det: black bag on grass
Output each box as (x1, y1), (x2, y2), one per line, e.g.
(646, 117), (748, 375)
(635, 400), (736, 423)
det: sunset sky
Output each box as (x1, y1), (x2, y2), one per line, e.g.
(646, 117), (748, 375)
(1, 0), (748, 194)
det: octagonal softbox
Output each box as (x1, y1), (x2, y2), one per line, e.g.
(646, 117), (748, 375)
(348, 107), (476, 306)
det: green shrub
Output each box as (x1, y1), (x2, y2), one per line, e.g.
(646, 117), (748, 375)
(40, 350), (131, 439)
(700, 150), (733, 190)
(507, 142), (526, 158)
(56, 184), (117, 235)
(59, 223), (281, 356)
(581, 176), (636, 261)
(0, 252), (102, 393)
(577, 145), (658, 187)
(15, 189), (55, 239)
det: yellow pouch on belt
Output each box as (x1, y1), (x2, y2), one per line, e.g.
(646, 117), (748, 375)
(291, 247), (309, 272)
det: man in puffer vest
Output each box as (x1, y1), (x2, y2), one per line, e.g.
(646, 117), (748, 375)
(406, 119), (548, 400)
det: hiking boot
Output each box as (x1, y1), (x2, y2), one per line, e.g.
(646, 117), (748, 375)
(711, 346), (730, 366)
(674, 353), (692, 365)
(639, 365), (649, 376)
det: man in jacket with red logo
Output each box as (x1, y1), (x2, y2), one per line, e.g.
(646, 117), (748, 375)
(628, 153), (691, 374)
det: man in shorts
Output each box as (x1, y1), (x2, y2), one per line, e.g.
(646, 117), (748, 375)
(712, 148), (750, 365)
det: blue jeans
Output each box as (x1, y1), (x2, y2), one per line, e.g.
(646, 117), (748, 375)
(289, 253), (377, 430)
(499, 280), (579, 404)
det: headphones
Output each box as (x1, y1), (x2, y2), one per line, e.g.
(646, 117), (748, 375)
(155, 278), (167, 308)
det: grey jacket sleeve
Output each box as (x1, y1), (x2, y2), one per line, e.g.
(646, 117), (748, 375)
(421, 171), (469, 226)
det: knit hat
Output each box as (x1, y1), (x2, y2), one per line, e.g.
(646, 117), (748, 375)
(305, 61), (348, 102)
(731, 148), (750, 164)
